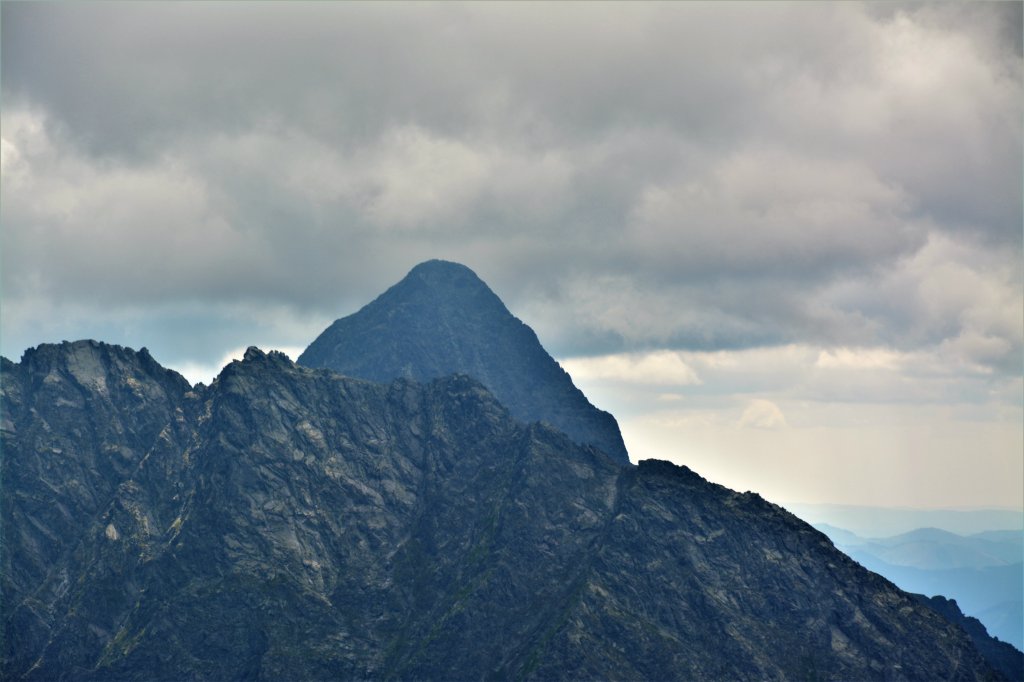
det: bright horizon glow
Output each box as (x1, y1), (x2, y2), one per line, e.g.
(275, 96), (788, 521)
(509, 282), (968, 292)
(563, 346), (1023, 510)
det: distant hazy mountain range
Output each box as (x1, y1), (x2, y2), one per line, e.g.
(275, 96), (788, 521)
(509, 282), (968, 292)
(814, 523), (1023, 652)
(786, 502), (1024, 538)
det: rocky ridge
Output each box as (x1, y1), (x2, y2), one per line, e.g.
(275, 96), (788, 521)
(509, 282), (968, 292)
(912, 595), (1023, 681)
(1, 341), (1006, 680)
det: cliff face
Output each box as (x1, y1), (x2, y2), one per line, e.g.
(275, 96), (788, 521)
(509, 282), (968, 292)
(1, 343), (1003, 680)
(298, 260), (629, 464)
(1, 341), (194, 660)
(912, 595), (1023, 682)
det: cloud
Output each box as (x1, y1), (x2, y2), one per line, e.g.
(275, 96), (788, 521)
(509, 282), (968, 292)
(2, 2), (1020, 380)
(815, 347), (901, 370)
(1, 107), (268, 303)
(739, 400), (788, 430)
(819, 233), (1023, 373)
(561, 343), (1020, 420)
(564, 344), (1021, 507)
(1, 1), (1020, 510)
(561, 351), (702, 387)
(625, 147), (922, 277)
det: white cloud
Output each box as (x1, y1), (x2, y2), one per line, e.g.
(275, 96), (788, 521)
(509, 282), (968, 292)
(562, 341), (1017, 417)
(357, 126), (491, 229)
(350, 125), (575, 230)
(174, 347), (249, 386)
(561, 350), (702, 387)
(815, 347), (901, 370)
(0, 107), (267, 303)
(819, 232), (1023, 373)
(2, 2), (1020, 509)
(626, 147), (922, 275)
(738, 399), (788, 430)
(5, 4), (1020, 368)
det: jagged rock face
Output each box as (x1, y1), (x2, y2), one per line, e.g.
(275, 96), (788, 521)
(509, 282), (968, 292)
(1, 341), (195, 672)
(297, 260), (629, 464)
(1, 343), (1004, 680)
(912, 595), (1023, 682)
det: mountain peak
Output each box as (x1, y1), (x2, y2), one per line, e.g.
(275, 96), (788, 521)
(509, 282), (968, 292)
(13, 340), (190, 394)
(242, 345), (266, 362)
(375, 260), (508, 317)
(298, 261), (630, 463)
(406, 258), (483, 281)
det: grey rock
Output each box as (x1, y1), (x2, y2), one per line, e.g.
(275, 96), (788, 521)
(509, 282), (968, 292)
(1, 342), (1005, 680)
(912, 594), (1023, 681)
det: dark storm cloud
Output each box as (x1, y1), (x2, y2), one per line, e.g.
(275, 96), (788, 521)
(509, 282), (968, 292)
(2, 1), (1020, 374)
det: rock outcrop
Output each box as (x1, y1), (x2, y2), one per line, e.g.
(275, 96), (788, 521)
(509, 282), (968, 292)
(912, 594), (1023, 682)
(1, 342), (1005, 680)
(298, 260), (629, 464)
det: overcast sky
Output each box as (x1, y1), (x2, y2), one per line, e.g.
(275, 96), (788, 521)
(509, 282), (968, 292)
(2, 2), (1021, 509)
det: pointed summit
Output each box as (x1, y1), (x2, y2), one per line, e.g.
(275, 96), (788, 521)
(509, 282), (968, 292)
(298, 260), (629, 463)
(404, 258), (493, 288)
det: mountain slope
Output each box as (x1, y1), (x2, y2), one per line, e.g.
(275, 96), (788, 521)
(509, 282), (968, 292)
(913, 595), (1023, 682)
(816, 523), (1024, 650)
(1, 343), (1004, 680)
(297, 260), (629, 464)
(1, 341), (196, 671)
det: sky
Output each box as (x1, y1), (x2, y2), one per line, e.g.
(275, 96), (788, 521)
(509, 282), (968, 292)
(2, 1), (1021, 510)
